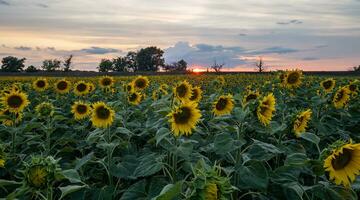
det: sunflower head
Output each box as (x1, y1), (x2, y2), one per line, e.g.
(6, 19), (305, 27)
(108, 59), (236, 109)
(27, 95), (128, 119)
(1, 89), (30, 113)
(293, 109), (312, 137)
(242, 91), (260, 106)
(128, 91), (142, 105)
(87, 82), (96, 93)
(189, 86), (203, 102)
(257, 93), (276, 126)
(346, 80), (359, 96)
(74, 81), (90, 96)
(54, 79), (71, 94)
(204, 183), (218, 200)
(320, 78), (336, 93)
(124, 82), (135, 93)
(99, 76), (115, 88)
(285, 70), (302, 88)
(0, 108), (23, 126)
(35, 102), (55, 118)
(24, 156), (59, 189)
(91, 102), (115, 128)
(132, 76), (149, 90)
(333, 86), (351, 109)
(173, 80), (192, 101)
(33, 78), (48, 92)
(0, 145), (6, 168)
(278, 72), (287, 86)
(214, 76), (225, 86)
(323, 140), (360, 187)
(167, 102), (201, 137)
(212, 94), (234, 116)
(71, 101), (91, 120)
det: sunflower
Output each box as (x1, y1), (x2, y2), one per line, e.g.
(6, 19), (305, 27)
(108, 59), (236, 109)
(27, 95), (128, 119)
(173, 80), (192, 101)
(204, 183), (218, 200)
(99, 76), (115, 88)
(242, 91), (260, 106)
(347, 80), (359, 97)
(278, 72), (287, 86)
(24, 156), (58, 189)
(0, 108), (23, 126)
(284, 70), (302, 88)
(212, 94), (234, 116)
(88, 82), (96, 93)
(132, 76), (149, 90)
(167, 102), (201, 136)
(91, 102), (115, 128)
(189, 86), (202, 102)
(333, 87), (351, 109)
(74, 81), (90, 96)
(35, 102), (54, 118)
(152, 90), (159, 100)
(320, 78), (336, 93)
(128, 91), (142, 105)
(71, 101), (91, 120)
(54, 79), (71, 94)
(324, 141), (360, 187)
(293, 109), (312, 137)
(0, 148), (5, 168)
(257, 93), (276, 126)
(1, 89), (30, 113)
(124, 82), (135, 93)
(33, 78), (48, 92)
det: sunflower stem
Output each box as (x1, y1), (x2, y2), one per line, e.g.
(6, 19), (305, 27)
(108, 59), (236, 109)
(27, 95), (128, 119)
(106, 127), (113, 187)
(11, 112), (17, 157)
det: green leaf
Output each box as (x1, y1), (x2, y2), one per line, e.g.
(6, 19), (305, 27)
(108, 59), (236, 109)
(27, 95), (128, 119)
(0, 179), (22, 187)
(152, 181), (182, 200)
(59, 185), (87, 200)
(300, 132), (320, 145)
(285, 153), (309, 167)
(155, 127), (171, 146)
(213, 134), (236, 155)
(75, 152), (94, 170)
(236, 160), (268, 190)
(133, 153), (164, 177)
(62, 169), (82, 183)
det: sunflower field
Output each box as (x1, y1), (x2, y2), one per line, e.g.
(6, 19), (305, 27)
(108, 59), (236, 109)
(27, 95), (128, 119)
(0, 71), (359, 200)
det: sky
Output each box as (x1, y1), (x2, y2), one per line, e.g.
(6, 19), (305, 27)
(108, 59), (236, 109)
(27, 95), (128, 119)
(0, 0), (359, 71)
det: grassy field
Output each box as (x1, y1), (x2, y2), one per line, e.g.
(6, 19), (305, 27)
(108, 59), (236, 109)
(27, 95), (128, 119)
(0, 72), (359, 199)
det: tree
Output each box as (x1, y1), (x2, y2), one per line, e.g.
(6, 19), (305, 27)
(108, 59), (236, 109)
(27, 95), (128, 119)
(210, 60), (224, 72)
(63, 55), (73, 72)
(136, 47), (164, 71)
(353, 65), (360, 72)
(0, 56), (26, 72)
(163, 59), (188, 72)
(25, 65), (38, 73)
(41, 59), (61, 71)
(125, 51), (137, 72)
(112, 57), (129, 72)
(255, 57), (266, 72)
(98, 59), (113, 72)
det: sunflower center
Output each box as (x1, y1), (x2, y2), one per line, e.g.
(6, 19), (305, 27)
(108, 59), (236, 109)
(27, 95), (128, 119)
(190, 89), (198, 100)
(29, 166), (47, 187)
(128, 93), (138, 102)
(57, 81), (68, 90)
(216, 98), (228, 111)
(135, 79), (146, 88)
(77, 83), (87, 92)
(259, 105), (268, 115)
(287, 73), (300, 84)
(126, 85), (132, 92)
(349, 84), (357, 92)
(322, 81), (333, 89)
(102, 78), (112, 86)
(246, 94), (257, 102)
(176, 84), (187, 98)
(76, 105), (87, 114)
(7, 95), (23, 108)
(96, 106), (110, 119)
(174, 107), (192, 124)
(335, 90), (344, 102)
(331, 148), (353, 170)
(36, 80), (46, 88)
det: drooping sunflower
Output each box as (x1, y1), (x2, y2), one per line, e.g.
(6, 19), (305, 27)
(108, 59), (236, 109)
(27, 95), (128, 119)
(333, 86), (351, 109)
(132, 76), (149, 90)
(324, 141), (360, 187)
(99, 76), (115, 88)
(33, 78), (49, 92)
(320, 78), (336, 93)
(1, 89), (30, 113)
(173, 80), (192, 101)
(0, 108), (23, 126)
(54, 79), (71, 94)
(242, 91), (260, 106)
(128, 91), (142, 105)
(73, 81), (90, 96)
(257, 93), (276, 126)
(204, 183), (218, 200)
(35, 102), (55, 118)
(293, 109), (312, 137)
(167, 102), (201, 137)
(24, 156), (59, 189)
(91, 102), (115, 128)
(212, 94), (234, 116)
(284, 70), (302, 88)
(71, 101), (91, 120)
(189, 86), (202, 102)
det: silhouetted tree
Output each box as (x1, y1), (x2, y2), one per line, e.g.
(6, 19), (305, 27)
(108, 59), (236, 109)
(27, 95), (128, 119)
(112, 57), (129, 72)
(41, 59), (61, 71)
(136, 47), (164, 71)
(0, 56), (26, 72)
(210, 60), (224, 72)
(125, 51), (137, 72)
(353, 65), (360, 72)
(255, 57), (266, 72)
(63, 55), (73, 72)
(98, 59), (113, 72)
(25, 65), (38, 72)
(163, 59), (188, 72)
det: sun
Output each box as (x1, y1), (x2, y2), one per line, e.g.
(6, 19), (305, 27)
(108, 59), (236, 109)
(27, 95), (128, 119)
(192, 68), (206, 73)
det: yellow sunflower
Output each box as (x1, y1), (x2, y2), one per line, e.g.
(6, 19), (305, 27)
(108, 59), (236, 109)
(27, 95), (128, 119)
(54, 79), (71, 94)
(284, 70), (302, 88)
(189, 86), (202, 102)
(333, 87), (351, 109)
(0, 109), (23, 126)
(212, 94), (234, 116)
(242, 91), (260, 106)
(257, 93), (276, 126)
(128, 91), (142, 105)
(0, 150), (5, 168)
(320, 78), (336, 93)
(91, 102), (115, 128)
(167, 102), (201, 137)
(99, 76), (115, 88)
(324, 141), (360, 187)
(293, 109), (312, 137)
(347, 80), (359, 97)
(132, 76), (149, 90)
(33, 78), (49, 92)
(74, 81), (90, 96)
(35, 102), (55, 118)
(88, 82), (96, 93)
(71, 101), (91, 120)
(204, 183), (218, 200)
(173, 80), (192, 101)
(278, 72), (287, 86)
(1, 89), (30, 113)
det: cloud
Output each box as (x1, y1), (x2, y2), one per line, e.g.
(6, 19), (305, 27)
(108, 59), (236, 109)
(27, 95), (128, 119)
(248, 46), (299, 55)
(302, 57), (320, 60)
(0, 0), (10, 6)
(80, 47), (120, 54)
(238, 33), (247, 36)
(315, 44), (328, 48)
(14, 46), (32, 51)
(36, 3), (49, 8)
(277, 19), (303, 25)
